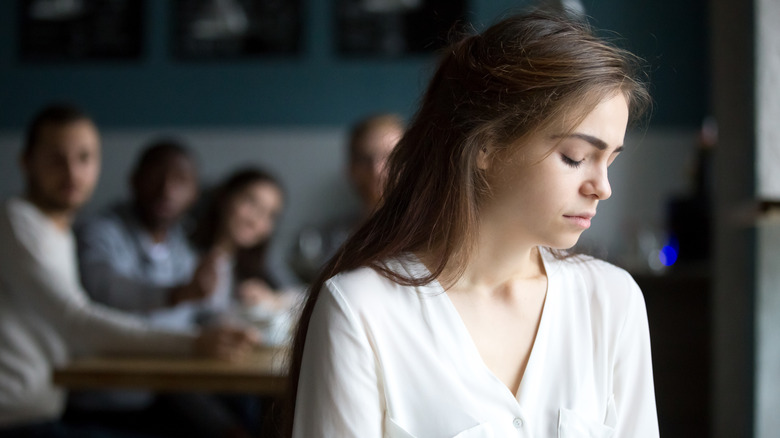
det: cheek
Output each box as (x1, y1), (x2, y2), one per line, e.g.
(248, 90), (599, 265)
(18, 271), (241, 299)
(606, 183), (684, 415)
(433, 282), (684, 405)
(353, 167), (372, 182)
(33, 161), (63, 182)
(171, 184), (196, 204)
(85, 163), (101, 185)
(495, 168), (562, 216)
(74, 160), (100, 183)
(35, 169), (61, 188)
(228, 206), (263, 244)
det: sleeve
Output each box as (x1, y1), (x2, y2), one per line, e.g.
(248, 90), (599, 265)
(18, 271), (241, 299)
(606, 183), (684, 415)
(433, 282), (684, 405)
(293, 281), (383, 438)
(76, 218), (173, 312)
(611, 274), (660, 437)
(0, 209), (195, 358)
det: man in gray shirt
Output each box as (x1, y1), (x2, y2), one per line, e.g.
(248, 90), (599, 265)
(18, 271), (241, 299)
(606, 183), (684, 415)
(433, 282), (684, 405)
(72, 141), (250, 436)
(76, 141), (213, 330)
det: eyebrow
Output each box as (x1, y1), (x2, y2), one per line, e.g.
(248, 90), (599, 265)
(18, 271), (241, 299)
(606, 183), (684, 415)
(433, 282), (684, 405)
(554, 133), (623, 153)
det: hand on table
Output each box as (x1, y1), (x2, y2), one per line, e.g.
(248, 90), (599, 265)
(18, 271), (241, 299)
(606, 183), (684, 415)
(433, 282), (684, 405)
(169, 251), (221, 305)
(194, 325), (260, 362)
(237, 278), (277, 308)
(238, 278), (302, 312)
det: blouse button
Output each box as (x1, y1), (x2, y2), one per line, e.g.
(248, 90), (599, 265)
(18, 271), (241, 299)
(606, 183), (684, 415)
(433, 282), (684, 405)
(512, 417), (523, 429)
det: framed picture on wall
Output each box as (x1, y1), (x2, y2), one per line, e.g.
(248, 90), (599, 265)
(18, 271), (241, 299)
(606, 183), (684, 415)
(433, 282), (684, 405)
(19, 0), (144, 61)
(172, 0), (302, 59)
(336, 0), (467, 57)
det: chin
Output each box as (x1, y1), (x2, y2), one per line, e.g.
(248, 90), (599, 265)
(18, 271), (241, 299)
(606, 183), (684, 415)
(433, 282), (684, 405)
(545, 235), (582, 251)
(235, 236), (262, 249)
(67, 193), (93, 209)
(57, 197), (86, 212)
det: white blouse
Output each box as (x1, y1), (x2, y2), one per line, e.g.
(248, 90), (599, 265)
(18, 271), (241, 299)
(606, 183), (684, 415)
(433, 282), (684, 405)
(294, 249), (659, 438)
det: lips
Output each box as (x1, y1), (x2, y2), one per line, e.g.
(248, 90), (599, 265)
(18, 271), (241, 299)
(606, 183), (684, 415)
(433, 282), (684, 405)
(59, 183), (81, 196)
(150, 200), (178, 217)
(563, 212), (595, 229)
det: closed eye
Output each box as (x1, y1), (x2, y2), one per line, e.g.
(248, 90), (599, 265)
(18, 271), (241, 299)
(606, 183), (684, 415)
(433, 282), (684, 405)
(560, 154), (583, 168)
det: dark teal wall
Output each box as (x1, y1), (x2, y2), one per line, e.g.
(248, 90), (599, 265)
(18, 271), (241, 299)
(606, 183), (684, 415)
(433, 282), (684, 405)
(0, 0), (707, 129)
(587, 0), (710, 129)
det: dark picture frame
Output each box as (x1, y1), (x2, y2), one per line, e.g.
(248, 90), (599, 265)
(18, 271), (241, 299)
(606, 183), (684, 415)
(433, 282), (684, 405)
(172, 0), (302, 59)
(336, 0), (467, 57)
(19, 0), (144, 62)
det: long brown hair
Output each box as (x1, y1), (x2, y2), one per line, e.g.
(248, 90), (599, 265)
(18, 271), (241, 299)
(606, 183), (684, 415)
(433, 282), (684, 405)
(283, 10), (649, 435)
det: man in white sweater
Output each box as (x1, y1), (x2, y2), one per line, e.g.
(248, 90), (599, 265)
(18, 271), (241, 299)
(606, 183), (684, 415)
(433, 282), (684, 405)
(0, 104), (257, 437)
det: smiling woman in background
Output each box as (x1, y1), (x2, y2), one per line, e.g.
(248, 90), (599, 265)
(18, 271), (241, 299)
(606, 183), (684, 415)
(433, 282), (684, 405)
(286, 10), (658, 438)
(192, 168), (299, 332)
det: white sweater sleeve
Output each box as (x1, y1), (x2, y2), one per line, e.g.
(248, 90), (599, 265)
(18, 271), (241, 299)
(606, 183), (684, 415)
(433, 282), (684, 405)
(611, 274), (660, 437)
(293, 281), (384, 438)
(0, 203), (195, 357)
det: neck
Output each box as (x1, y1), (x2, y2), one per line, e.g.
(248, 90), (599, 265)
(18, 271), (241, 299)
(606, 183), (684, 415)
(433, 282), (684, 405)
(25, 193), (74, 231)
(212, 234), (237, 257)
(455, 245), (544, 293)
(135, 210), (171, 243)
(439, 218), (547, 294)
(417, 239), (545, 296)
(146, 228), (168, 243)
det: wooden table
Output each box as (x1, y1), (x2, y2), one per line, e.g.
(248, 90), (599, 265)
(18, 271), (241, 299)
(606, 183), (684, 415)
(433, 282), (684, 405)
(53, 346), (288, 395)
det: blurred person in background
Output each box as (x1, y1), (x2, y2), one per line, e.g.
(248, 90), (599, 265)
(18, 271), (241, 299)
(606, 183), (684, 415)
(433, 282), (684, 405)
(0, 104), (257, 438)
(291, 113), (404, 283)
(192, 167), (299, 335)
(348, 113), (405, 215)
(72, 141), (259, 437)
(190, 167), (297, 436)
(76, 140), (207, 332)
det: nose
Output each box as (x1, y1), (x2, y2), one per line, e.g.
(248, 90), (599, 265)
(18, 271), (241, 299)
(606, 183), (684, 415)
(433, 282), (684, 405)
(160, 173), (187, 200)
(162, 176), (177, 198)
(582, 165), (612, 200)
(63, 158), (79, 183)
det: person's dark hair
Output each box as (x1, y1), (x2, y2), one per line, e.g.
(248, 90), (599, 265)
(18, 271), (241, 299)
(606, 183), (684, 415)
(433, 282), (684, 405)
(131, 138), (195, 180)
(23, 103), (92, 158)
(347, 113), (405, 160)
(283, 11), (650, 435)
(192, 167), (284, 285)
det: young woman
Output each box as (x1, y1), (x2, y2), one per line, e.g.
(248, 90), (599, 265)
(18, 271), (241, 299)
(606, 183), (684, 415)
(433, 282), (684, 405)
(287, 11), (657, 438)
(192, 168), (296, 323)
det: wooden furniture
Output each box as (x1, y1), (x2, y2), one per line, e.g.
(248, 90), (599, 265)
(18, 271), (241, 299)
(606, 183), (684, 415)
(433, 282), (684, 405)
(53, 346), (288, 395)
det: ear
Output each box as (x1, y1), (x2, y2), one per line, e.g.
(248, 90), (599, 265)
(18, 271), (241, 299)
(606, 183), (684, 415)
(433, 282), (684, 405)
(476, 146), (491, 170)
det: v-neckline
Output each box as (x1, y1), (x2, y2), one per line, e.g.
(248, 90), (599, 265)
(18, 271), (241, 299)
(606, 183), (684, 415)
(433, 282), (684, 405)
(421, 248), (557, 402)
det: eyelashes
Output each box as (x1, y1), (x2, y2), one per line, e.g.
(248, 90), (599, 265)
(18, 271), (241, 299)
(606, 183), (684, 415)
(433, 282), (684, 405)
(560, 154), (583, 168)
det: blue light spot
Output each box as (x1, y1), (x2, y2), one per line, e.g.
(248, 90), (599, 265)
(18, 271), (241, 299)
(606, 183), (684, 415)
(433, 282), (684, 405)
(659, 245), (678, 266)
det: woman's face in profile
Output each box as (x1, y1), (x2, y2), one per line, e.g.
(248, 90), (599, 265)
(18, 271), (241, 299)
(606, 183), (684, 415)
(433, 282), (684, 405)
(223, 181), (283, 248)
(478, 93), (630, 251)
